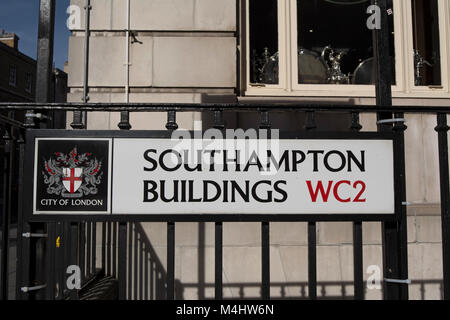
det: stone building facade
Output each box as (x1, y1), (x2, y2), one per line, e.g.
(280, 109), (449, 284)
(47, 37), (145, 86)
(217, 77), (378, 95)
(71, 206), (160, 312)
(0, 32), (36, 102)
(66, 0), (450, 299)
(0, 30), (68, 129)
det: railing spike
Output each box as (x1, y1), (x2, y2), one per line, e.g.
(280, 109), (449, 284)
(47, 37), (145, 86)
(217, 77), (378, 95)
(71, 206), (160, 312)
(305, 111), (317, 131)
(259, 110), (271, 129)
(118, 111), (132, 130)
(166, 110), (178, 131)
(350, 112), (363, 132)
(213, 109), (225, 130)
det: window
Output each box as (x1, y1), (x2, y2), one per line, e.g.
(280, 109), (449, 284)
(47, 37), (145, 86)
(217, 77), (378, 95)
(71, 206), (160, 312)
(9, 65), (17, 87)
(295, 0), (395, 86)
(411, 0), (441, 87)
(25, 72), (33, 93)
(249, 0), (279, 84)
(246, 0), (450, 97)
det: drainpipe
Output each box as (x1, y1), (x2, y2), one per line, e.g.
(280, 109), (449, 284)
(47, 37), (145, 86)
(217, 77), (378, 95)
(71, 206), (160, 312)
(119, 0), (132, 129)
(71, 0), (90, 129)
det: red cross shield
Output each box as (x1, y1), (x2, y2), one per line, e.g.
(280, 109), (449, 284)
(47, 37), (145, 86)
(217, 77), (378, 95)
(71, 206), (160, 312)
(62, 168), (83, 193)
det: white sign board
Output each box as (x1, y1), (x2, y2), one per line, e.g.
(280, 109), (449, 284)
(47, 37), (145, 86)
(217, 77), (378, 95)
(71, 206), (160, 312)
(111, 138), (395, 215)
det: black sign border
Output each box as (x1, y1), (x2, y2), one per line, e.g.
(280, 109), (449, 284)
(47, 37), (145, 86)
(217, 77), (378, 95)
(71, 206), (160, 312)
(24, 129), (400, 223)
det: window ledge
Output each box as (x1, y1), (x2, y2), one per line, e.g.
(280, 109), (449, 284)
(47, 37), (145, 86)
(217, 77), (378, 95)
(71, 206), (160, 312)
(239, 95), (450, 106)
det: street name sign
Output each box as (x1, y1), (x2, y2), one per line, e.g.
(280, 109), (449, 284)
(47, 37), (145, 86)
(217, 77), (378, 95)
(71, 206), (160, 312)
(28, 131), (396, 217)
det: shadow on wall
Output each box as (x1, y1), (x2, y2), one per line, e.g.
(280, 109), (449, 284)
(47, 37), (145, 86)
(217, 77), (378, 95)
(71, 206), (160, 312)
(176, 280), (444, 300)
(131, 223), (443, 300)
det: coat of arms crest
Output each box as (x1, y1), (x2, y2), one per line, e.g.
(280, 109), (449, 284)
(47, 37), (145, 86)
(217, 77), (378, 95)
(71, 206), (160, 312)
(42, 147), (103, 198)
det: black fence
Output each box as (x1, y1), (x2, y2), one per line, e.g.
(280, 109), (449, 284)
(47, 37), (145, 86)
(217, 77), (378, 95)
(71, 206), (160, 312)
(0, 103), (449, 300)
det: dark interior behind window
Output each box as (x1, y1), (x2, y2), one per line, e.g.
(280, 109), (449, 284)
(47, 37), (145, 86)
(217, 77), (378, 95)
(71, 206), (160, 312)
(412, 0), (441, 86)
(249, 0), (279, 84)
(296, 0), (396, 85)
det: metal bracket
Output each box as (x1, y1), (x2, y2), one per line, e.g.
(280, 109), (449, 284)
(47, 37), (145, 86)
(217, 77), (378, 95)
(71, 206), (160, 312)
(384, 278), (411, 284)
(21, 284), (47, 293)
(377, 118), (408, 125)
(22, 232), (48, 238)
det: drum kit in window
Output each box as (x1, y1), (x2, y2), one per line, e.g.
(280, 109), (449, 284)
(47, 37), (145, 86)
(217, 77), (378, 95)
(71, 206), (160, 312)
(253, 46), (396, 85)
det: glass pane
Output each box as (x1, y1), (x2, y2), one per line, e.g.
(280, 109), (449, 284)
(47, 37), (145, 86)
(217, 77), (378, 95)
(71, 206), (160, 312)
(412, 0), (441, 86)
(296, 0), (396, 85)
(249, 0), (279, 85)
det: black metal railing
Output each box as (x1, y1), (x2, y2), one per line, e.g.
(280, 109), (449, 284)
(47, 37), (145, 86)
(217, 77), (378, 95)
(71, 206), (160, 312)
(0, 103), (449, 300)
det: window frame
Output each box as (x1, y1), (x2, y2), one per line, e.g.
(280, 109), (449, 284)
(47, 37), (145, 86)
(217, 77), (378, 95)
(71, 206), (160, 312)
(244, 0), (450, 98)
(246, 0), (288, 92)
(404, 0), (449, 95)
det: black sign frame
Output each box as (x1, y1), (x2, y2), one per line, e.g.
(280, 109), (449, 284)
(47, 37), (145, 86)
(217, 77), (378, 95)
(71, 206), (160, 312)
(24, 129), (400, 223)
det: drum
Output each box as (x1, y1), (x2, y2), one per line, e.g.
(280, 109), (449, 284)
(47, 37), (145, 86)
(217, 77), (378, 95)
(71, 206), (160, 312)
(352, 57), (396, 85)
(352, 57), (376, 84)
(298, 49), (329, 84)
(262, 49), (328, 84)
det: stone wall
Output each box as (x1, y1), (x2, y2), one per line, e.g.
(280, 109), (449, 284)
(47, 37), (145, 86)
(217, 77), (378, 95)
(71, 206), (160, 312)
(67, 0), (237, 130)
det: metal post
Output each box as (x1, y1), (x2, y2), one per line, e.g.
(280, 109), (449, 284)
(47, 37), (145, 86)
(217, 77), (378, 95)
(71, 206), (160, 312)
(118, 222), (127, 300)
(113, 222), (117, 278)
(45, 222), (56, 299)
(259, 111), (271, 300)
(436, 114), (450, 299)
(351, 112), (364, 300)
(198, 222), (205, 300)
(308, 222), (317, 300)
(353, 221), (364, 300)
(167, 222), (175, 300)
(79, 222), (85, 283)
(55, 222), (64, 299)
(86, 222), (91, 277)
(213, 111), (224, 300)
(139, 232), (143, 299)
(101, 222), (106, 272)
(35, 0), (55, 104)
(128, 223), (133, 299)
(91, 223), (97, 274)
(0, 128), (11, 300)
(373, 0), (408, 300)
(69, 223), (79, 300)
(15, 134), (29, 300)
(133, 224), (138, 299)
(392, 114), (409, 299)
(261, 221), (270, 300)
(28, 0), (56, 300)
(145, 249), (149, 300)
(373, 0), (393, 108)
(106, 222), (111, 276)
(215, 221), (223, 300)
